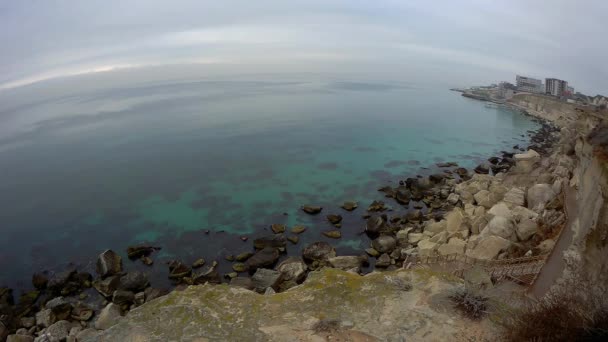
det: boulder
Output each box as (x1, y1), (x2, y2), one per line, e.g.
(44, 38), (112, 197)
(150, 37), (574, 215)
(512, 206), (539, 221)
(7, 335), (34, 342)
(405, 210), (423, 222)
(437, 238), (466, 256)
(365, 216), (385, 236)
(232, 263), (248, 273)
(527, 184), (557, 212)
(481, 216), (515, 240)
(473, 190), (498, 209)
(418, 240), (438, 257)
(375, 254), (391, 268)
(470, 215), (488, 235)
(429, 231), (448, 244)
(341, 201), (358, 211)
(229, 277), (254, 290)
(94, 303), (122, 330)
(93, 276), (121, 297)
(112, 290), (135, 306)
(47, 269), (76, 292)
(367, 200), (387, 212)
(487, 202), (513, 220)
(36, 309), (53, 328)
(407, 233), (424, 244)
(70, 303), (93, 321)
(328, 256), (364, 271)
(301, 205), (322, 215)
(96, 250), (123, 278)
(395, 190), (410, 205)
(119, 271), (149, 292)
(245, 247), (280, 271)
(302, 242), (336, 262)
(514, 149), (540, 172)
(251, 269), (282, 293)
(44, 320), (72, 342)
(447, 193), (460, 205)
(126, 245), (159, 259)
(270, 224), (286, 234)
(45, 296), (72, 321)
(253, 235), (287, 250)
(425, 220), (447, 235)
(516, 219), (537, 241)
(144, 288), (169, 302)
(287, 235), (299, 244)
(192, 258), (206, 268)
(32, 273), (48, 290)
(193, 263), (222, 285)
(503, 188), (526, 206)
(371, 235), (397, 253)
(326, 214), (342, 225)
(76, 329), (99, 341)
(466, 236), (510, 260)
(474, 163), (490, 174)
(276, 258), (307, 283)
(291, 225), (307, 234)
(167, 261), (191, 280)
(446, 208), (466, 232)
(322, 230), (341, 239)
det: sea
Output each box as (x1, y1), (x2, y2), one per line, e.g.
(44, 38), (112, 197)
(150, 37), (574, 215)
(0, 73), (538, 290)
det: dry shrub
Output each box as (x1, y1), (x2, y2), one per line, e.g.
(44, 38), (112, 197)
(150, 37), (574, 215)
(499, 275), (608, 341)
(450, 286), (489, 320)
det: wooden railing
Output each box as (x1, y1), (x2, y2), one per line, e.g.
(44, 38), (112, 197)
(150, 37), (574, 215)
(403, 253), (549, 286)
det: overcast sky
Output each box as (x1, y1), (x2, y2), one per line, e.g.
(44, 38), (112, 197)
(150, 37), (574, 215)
(0, 0), (606, 94)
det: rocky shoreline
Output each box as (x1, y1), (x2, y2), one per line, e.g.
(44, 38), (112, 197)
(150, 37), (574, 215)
(0, 108), (567, 341)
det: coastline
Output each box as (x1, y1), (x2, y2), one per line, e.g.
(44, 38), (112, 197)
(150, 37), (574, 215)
(0, 96), (567, 341)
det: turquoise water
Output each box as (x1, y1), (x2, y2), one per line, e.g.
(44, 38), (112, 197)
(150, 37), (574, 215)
(0, 77), (537, 288)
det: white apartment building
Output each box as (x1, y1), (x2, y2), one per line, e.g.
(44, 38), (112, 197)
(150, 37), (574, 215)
(515, 75), (543, 93)
(545, 78), (568, 97)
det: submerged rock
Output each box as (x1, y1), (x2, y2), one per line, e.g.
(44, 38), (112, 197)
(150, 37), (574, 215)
(119, 271), (149, 292)
(365, 215), (385, 237)
(286, 235), (299, 244)
(326, 214), (343, 225)
(192, 258), (206, 268)
(253, 235), (287, 250)
(341, 201), (358, 211)
(270, 224), (286, 234)
(291, 225), (307, 234)
(371, 235), (397, 254)
(301, 205), (322, 215)
(126, 245), (160, 259)
(367, 200), (387, 212)
(322, 230), (341, 239)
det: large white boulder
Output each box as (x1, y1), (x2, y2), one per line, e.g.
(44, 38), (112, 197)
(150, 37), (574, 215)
(514, 149), (540, 161)
(474, 190), (498, 209)
(446, 208), (466, 232)
(437, 238), (466, 256)
(424, 220), (447, 235)
(466, 236), (510, 260)
(417, 239), (438, 257)
(503, 187), (526, 207)
(481, 216), (515, 240)
(527, 184), (557, 212)
(516, 218), (537, 241)
(487, 202), (513, 220)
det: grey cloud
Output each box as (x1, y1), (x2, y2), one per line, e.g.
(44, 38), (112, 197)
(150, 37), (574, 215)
(0, 0), (606, 94)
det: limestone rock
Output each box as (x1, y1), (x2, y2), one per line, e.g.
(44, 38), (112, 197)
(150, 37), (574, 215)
(119, 271), (149, 292)
(375, 253), (391, 268)
(371, 235), (397, 253)
(254, 235), (287, 250)
(7, 335), (34, 342)
(418, 239), (438, 257)
(329, 256), (364, 271)
(301, 205), (322, 215)
(96, 250), (122, 278)
(527, 184), (557, 212)
(438, 238), (466, 256)
(466, 236), (510, 260)
(251, 269), (282, 293)
(302, 242), (336, 262)
(408, 233), (424, 244)
(35, 309), (53, 328)
(425, 220), (447, 234)
(341, 201), (358, 211)
(503, 187), (526, 207)
(447, 193), (460, 205)
(276, 257), (307, 283)
(45, 296), (72, 322)
(487, 202), (513, 220)
(246, 247), (280, 271)
(45, 320), (72, 342)
(474, 190), (498, 209)
(537, 239), (556, 254)
(481, 216), (515, 240)
(516, 219), (537, 241)
(94, 303), (122, 330)
(446, 208), (466, 232)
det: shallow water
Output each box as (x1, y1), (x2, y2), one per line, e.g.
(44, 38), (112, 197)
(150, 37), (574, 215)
(0, 76), (537, 289)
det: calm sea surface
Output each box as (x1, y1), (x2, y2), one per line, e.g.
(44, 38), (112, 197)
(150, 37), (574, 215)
(0, 76), (538, 289)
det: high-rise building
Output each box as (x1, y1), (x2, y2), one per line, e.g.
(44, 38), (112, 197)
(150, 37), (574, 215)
(516, 75), (543, 93)
(545, 78), (568, 97)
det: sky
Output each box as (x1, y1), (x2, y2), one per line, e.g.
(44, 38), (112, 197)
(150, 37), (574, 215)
(0, 0), (606, 95)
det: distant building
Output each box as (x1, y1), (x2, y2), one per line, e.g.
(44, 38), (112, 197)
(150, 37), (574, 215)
(497, 82), (516, 99)
(545, 78), (568, 96)
(516, 75), (543, 93)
